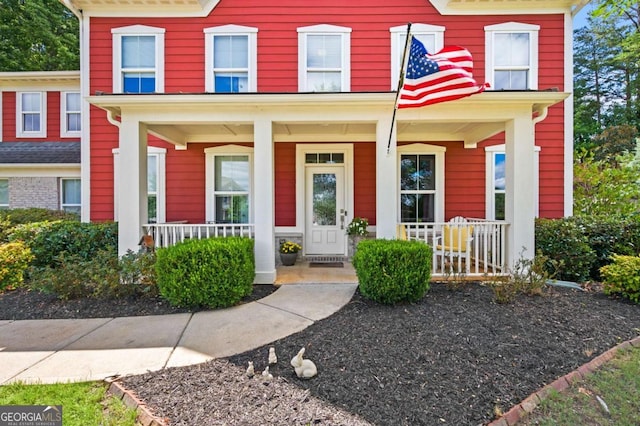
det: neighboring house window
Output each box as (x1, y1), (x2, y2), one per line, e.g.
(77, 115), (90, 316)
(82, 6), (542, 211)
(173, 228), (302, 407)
(112, 147), (166, 223)
(485, 22), (539, 90)
(0, 179), (8, 209)
(204, 25), (257, 93)
(205, 146), (253, 224)
(112, 25), (165, 93)
(61, 92), (81, 137)
(398, 144), (446, 223)
(485, 145), (540, 220)
(389, 24), (445, 89)
(61, 178), (81, 215)
(17, 92), (46, 138)
(298, 24), (351, 92)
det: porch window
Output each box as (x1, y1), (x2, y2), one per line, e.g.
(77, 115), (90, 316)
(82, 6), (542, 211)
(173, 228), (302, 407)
(147, 154), (158, 223)
(17, 92), (46, 138)
(205, 146), (253, 224)
(61, 178), (81, 215)
(0, 179), (8, 209)
(400, 154), (436, 222)
(485, 22), (539, 90)
(204, 25), (257, 93)
(492, 153), (506, 220)
(389, 24), (445, 89)
(298, 24), (351, 92)
(112, 25), (165, 93)
(61, 92), (81, 137)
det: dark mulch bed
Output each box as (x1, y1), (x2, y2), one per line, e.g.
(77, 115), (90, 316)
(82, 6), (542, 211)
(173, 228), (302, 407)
(121, 283), (640, 426)
(0, 284), (276, 320)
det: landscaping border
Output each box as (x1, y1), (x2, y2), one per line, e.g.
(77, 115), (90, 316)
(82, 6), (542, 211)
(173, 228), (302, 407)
(106, 380), (168, 426)
(488, 335), (640, 426)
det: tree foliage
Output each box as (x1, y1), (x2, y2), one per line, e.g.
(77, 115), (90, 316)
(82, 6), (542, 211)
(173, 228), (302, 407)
(0, 0), (79, 71)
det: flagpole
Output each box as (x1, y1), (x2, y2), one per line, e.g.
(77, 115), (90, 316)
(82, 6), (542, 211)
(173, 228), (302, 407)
(387, 22), (413, 154)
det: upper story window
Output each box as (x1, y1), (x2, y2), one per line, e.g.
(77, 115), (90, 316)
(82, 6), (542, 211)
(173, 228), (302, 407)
(17, 92), (46, 138)
(298, 24), (351, 92)
(61, 92), (81, 137)
(390, 24), (445, 89)
(204, 25), (258, 93)
(485, 22), (539, 90)
(112, 25), (165, 93)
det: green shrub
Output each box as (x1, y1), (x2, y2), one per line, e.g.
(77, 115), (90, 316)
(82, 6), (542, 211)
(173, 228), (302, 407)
(7, 220), (61, 245)
(119, 250), (158, 296)
(535, 218), (596, 282)
(0, 208), (78, 225)
(25, 221), (117, 268)
(156, 237), (255, 308)
(353, 239), (431, 304)
(0, 241), (34, 291)
(600, 255), (640, 303)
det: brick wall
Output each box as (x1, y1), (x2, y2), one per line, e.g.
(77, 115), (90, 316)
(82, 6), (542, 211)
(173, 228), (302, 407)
(9, 177), (59, 210)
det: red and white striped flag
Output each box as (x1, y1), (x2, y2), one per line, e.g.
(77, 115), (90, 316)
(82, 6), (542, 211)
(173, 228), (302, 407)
(398, 36), (487, 108)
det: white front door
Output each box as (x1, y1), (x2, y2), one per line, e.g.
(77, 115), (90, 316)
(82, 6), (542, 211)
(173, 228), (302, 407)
(305, 166), (346, 255)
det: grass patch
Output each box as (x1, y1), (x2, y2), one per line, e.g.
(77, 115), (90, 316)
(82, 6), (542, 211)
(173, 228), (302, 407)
(0, 381), (137, 426)
(521, 346), (640, 426)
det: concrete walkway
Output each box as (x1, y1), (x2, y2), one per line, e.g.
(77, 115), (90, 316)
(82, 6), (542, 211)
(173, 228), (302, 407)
(0, 283), (357, 385)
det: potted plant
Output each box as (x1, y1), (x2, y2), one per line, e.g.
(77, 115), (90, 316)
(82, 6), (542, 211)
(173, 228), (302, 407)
(279, 241), (302, 266)
(346, 217), (369, 258)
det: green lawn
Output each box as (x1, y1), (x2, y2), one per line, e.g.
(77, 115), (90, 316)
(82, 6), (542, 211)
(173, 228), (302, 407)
(521, 346), (640, 426)
(0, 381), (137, 426)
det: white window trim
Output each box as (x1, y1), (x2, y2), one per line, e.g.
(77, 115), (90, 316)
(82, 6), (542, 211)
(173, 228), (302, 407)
(204, 145), (254, 223)
(484, 22), (539, 90)
(16, 91), (46, 138)
(112, 146), (167, 223)
(60, 177), (81, 213)
(112, 24), (166, 93)
(485, 144), (540, 220)
(297, 24), (351, 92)
(204, 25), (258, 93)
(397, 143), (446, 223)
(61, 91), (81, 138)
(389, 23), (445, 90)
(0, 178), (8, 209)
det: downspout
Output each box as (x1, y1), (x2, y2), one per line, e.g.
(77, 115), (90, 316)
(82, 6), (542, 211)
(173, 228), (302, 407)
(106, 110), (121, 129)
(532, 105), (549, 125)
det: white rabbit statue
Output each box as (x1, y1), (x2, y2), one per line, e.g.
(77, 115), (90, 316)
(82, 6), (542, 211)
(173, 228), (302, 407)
(246, 361), (254, 378)
(290, 347), (317, 379)
(268, 347), (278, 365)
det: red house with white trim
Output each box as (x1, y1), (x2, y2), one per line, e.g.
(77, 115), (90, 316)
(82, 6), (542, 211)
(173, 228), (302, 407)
(59, 0), (583, 283)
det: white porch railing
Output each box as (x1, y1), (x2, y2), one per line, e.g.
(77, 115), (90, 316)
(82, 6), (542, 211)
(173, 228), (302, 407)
(401, 220), (508, 277)
(143, 223), (255, 248)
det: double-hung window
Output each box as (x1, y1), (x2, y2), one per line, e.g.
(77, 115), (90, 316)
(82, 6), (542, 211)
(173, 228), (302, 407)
(61, 178), (81, 215)
(485, 22), (539, 90)
(17, 92), (46, 138)
(204, 25), (257, 93)
(205, 146), (252, 224)
(61, 92), (81, 137)
(298, 24), (351, 92)
(398, 144), (446, 224)
(112, 25), (165, 93)
(0, 179), (8, 209)
(389, 24), (445, 89)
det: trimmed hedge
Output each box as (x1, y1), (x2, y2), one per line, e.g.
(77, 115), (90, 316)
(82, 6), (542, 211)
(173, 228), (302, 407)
(0, 208), (79, 225)
(16, 221), (118, 268)
(155, 237), (255, 308)
(600, 254), (640, 303)
(0, 241), (34, 291)
(353, 239), (432, 305)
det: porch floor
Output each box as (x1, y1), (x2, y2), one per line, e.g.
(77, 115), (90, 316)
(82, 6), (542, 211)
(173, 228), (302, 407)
(275, 261), (358, 285)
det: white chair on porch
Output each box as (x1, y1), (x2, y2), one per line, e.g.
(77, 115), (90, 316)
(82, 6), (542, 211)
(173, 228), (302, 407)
(435, 216), (474, 274)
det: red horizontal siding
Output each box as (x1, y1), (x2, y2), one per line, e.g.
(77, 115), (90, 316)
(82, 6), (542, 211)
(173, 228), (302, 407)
(354, 142), (376, 225)
(274, 142), (296, 227)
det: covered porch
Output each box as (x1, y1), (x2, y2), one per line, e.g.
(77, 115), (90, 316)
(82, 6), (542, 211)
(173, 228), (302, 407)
(88, 90), (568, 284)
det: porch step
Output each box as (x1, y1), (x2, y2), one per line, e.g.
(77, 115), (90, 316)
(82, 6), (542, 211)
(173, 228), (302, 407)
(303, 255), (347, 263)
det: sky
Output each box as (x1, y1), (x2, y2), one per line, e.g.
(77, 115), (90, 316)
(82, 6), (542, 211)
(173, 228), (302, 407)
(573, 2), (593, 29)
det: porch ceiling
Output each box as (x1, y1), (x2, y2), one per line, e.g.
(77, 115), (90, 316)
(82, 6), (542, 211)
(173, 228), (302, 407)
(89, 91), (568, 148)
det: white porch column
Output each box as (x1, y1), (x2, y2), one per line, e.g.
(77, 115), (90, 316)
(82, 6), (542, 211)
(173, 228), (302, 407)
(117, 115), (148, 256)
(253, 117), (276, 283)
(376, 116), (397, 239)
(505, 111), (536, 267)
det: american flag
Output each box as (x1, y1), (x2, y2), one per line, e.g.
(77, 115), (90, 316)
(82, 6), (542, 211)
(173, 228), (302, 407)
(397, 36), (486, 108)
